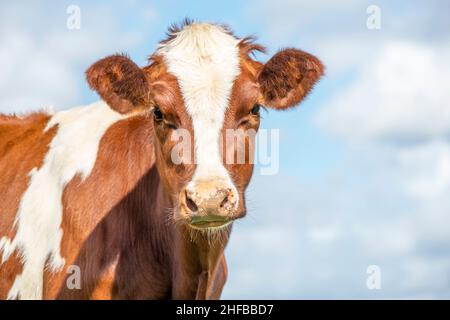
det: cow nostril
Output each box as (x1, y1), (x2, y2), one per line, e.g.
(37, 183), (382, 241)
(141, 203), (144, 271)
(219, 194), (229, 208)
(220, 189), (234, 209)
(185, 191), (199, 213)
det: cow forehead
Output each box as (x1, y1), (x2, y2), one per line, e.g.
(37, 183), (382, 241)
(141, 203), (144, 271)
(157, 23), (241, 182)
(156, 23), (241, 114)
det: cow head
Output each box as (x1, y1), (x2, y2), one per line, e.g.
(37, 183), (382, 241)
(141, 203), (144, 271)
(86, 22), (324, 232)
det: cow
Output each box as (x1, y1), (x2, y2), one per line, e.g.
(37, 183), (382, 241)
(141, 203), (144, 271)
(0, 20), (324, 300)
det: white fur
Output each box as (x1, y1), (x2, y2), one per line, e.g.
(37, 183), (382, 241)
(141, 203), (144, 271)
(0, 101), (125, 300)
(157, 23), (240, 199)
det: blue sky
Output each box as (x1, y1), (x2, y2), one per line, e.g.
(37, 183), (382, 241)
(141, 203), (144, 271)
(1, 0), (450, 299)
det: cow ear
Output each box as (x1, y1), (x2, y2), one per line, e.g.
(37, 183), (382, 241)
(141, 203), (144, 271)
(86, 54), (151, 114)
(258, 48), (324, 110)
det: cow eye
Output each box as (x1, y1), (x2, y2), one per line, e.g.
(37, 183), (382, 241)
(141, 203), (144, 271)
(153, 106), (164, 121)
(251, 104), (261, 115)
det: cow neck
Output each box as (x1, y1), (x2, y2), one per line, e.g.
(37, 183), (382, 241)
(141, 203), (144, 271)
(116, 115), (231, 299)
(169, 222), (230, 299)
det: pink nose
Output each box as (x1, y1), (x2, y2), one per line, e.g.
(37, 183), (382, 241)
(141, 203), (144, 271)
(180, 180), (238, 220)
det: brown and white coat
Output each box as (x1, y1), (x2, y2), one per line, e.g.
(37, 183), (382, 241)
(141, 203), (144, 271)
(0, 21), (324, 299)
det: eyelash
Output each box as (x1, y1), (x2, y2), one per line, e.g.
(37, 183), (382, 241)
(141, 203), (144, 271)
(154, 104), (260, 128)
(238, 105), (262, 127)
(251, 104), (261, 115)
(153, 106), (163, 122)
(153, 106), (178, 130)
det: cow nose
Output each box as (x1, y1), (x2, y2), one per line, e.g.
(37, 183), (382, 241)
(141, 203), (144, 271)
(181, 180), (238, 218)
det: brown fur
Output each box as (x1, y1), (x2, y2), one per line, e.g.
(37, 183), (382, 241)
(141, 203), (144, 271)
(39, 114), (227, 299)
(0, 112), (56, 299)
(0, 22), (323, 300)
(258, 48), (324, 109)
(86, 55), (152, 114)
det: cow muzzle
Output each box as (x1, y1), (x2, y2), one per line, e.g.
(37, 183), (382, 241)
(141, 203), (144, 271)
(179, 179), (239, 229)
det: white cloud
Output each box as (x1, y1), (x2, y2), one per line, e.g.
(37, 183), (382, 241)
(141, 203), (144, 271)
(397, 142), (450, 198)
(0, 29), (78, 113)
(316, 42), (450, 145)
(225, 165), (450, 298)
(244, 0), (367, 74)
(0, 2), (151, 113)
(2, 0), (449, 299)
(315, 40), (450, 203)
(307, 224), (341, 245)
(225, 13), (450, 296)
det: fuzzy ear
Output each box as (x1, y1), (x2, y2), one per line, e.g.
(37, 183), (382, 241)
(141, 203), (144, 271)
(258, 48), (324, 110)
(86, 54), (151, 114)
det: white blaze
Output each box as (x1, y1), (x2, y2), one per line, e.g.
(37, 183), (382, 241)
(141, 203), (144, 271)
(157, 23), (240, 196)
(0, 101), (125, 299)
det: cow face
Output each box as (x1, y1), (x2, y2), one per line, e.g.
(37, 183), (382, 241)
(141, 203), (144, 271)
(86, 22), (323, 231)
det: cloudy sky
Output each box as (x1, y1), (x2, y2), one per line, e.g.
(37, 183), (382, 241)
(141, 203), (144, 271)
(1, 1), (449, 299)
